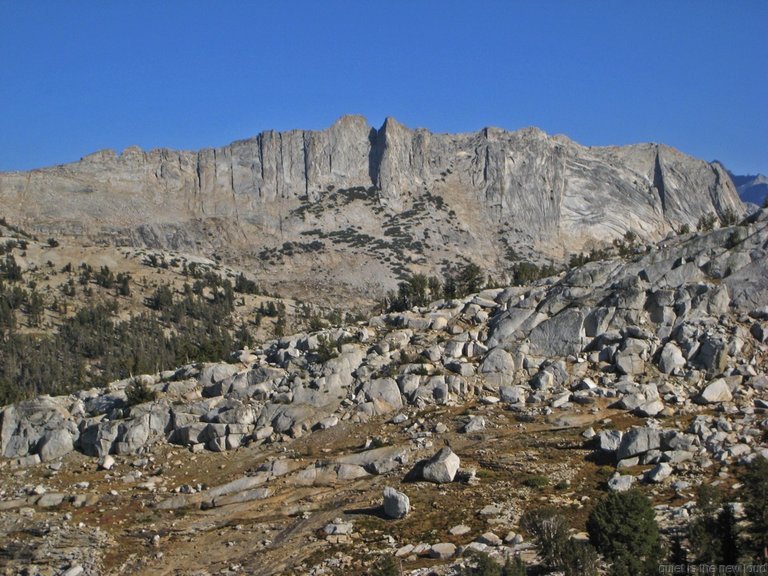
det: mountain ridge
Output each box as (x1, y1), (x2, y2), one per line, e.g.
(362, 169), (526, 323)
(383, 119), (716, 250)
(0, 116), (744, 298)
(729, 170), (768, 206)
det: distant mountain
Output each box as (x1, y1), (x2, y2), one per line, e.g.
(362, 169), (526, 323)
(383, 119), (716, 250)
(729, 171), (768, 207)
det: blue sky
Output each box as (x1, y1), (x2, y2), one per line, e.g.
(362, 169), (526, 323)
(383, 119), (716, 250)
(1, 1), (766, 174)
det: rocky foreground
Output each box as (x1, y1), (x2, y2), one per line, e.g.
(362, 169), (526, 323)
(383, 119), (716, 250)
(1, 211), (767, 575)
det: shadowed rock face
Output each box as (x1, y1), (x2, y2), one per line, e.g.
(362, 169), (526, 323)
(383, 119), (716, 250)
(0, 116), (743, 294)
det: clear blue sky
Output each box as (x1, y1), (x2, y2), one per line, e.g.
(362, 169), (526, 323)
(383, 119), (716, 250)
(1, 1), (766, 174)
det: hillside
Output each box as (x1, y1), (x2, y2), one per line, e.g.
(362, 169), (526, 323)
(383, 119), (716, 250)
(0, 218), (359, 404)
(0, 117), (744, 302)
(1, 209), (766, 575)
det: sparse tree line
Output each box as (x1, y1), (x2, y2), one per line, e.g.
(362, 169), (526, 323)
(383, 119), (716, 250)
(383, 263), (480, 312)
(0, 238), (325, 404)
(383, 262), (493, 312)
(0, 256), (268, 404)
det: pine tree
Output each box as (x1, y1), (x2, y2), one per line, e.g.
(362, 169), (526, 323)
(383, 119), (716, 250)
(587, 489), (660, 576)
(741, 456), (768, 560)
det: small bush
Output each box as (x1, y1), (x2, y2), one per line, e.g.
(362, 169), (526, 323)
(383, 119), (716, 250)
(697, 213), (717, 232)
(233, 272), (260, 295)
(314, 334), (338, 363)
(125, 379), (158, 406)
(522, 475), (549, 489)
(719, 207), (739, 226)
(510, 261), (558, 285)
(461, 552), (501, 576)
(689, 484), (740, 564)
(462, 552), (530, 576)
(412, 364), (430, 376)
(307, 314), (326, 332)
(740, 456), (768, 560)
(370, 554), (400, 576)
(502, 556), (527, 576)
(520, 508), (598, 576)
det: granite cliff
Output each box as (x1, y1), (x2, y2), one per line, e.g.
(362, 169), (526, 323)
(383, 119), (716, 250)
(0, 116), (744, 297)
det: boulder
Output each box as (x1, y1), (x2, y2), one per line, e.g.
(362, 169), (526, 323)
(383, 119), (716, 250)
(635, 398), (665, 418)
(527, 308), (586, 357)
(445, 361), (475, 377)
(36, 493), (67, 507)
(429, 543), (456, 559)
(449, 524), (472, 536)
(477, 532), (502, 547)
(395, 544), (415, 558)
(204, 475), (268, 499)
(37, 429), (75, 462)
(336, 464), (368, 481)
(323, 520), (354, 536)
(499, 385), (526, 404)
(412, 376), (450, 405)
(382, 487), (410, 519)
(598, 430), (623, 453)
(369, 451), (409, 475)
(647, 462), (673, 483)
(361, 378), (403, 414)
(658, 342), (686, 375)
(335, 445), (410, 475)
(574, 377), (598, 391)
(551, 392), (572, 408)
(617, 384), (664, 417)
(615, 351), (645, 377)
(480, 348), (515, 374)
(114, 414), (152, 454)
(663, 450), (694, 464)
(199, 363), (240, 396)
(262, 404), (316, 434)
(78, 420), (120, 457)
(422, 447), (460, 483)
(617, 428), (662, 461)
(607, 474), (635, 492)
(13, 454), (41, 468)
(694, 335), (728, 375)
(463, 416), (486, 433)
(98, 455), (115, 470)
(212, 487), (272, 507)
(751, 323), (767, 343)
(530, 370), (554, 391)
(443, 339), (466, 359)
(696, 378), (732, 404)
(172, 422), (208, 446)
(1, 398), (77, 459)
